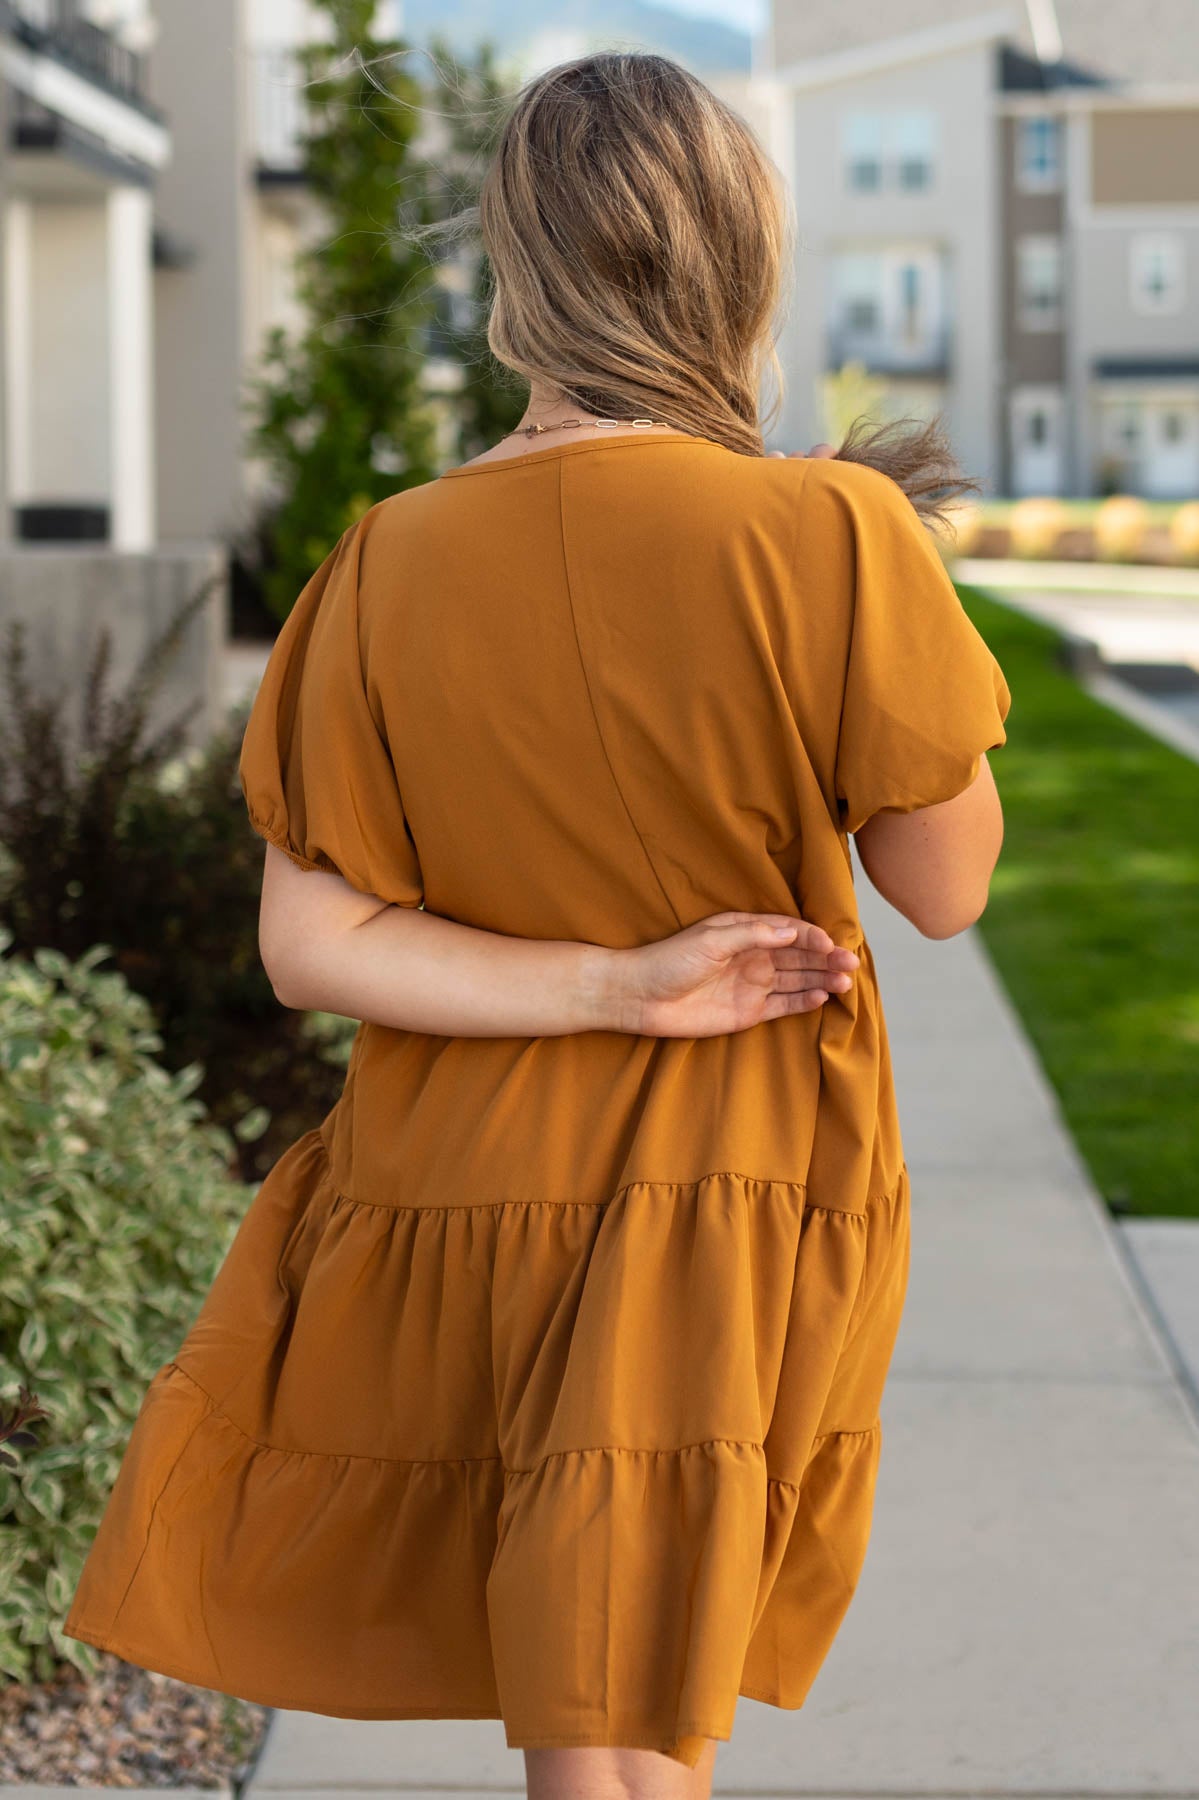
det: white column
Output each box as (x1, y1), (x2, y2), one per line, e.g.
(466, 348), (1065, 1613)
(4, 197), (34, 515)
(106, 183), (155, 550)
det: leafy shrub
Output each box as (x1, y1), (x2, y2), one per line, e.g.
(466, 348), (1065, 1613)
(0, 931), (255, 1683)
(819, 361), (890, 444)
(0, 612), (355, 1183)
(1009, 496), (1069, 559)
(938, 498), (984, 558)
(1168, 501), (1199, 566)
(1094, 494), (1150, 563)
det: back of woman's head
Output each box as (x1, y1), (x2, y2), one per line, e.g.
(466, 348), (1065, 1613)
(479, 51), (784, 460)
(473, 50), (976, 526)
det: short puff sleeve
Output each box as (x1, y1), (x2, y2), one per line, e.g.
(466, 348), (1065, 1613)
(826, 461), (1012, 836)
(238, 518), (424, 907)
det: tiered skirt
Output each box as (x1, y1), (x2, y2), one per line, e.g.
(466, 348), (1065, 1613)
(65, 1122), (910, 1768)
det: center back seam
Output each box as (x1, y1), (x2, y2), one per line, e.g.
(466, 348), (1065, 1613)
(555, 457), (685, 931)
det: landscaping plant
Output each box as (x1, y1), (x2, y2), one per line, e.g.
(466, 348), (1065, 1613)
(0, 933), (254, 1683)
(1093, 494), (1150, 563)
(245, 0), (443, 621)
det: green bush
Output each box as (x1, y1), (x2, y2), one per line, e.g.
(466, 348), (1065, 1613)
(0, 612), (356, 1182)
(0, 931), (255, 1683)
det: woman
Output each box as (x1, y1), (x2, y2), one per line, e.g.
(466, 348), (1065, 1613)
(65, 49), (1010, 1800)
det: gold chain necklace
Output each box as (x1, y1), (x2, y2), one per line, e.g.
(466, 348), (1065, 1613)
(502, 416), (672, 439)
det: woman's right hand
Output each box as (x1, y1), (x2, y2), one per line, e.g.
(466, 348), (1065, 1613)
(610, 912), (860, 1038)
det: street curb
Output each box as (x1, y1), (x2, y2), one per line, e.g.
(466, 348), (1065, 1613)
(0, 1789), (235, 1798)
(1054, 626), (1107, 677)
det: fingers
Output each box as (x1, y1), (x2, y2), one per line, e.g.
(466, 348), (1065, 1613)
(704, 912), (836, 953)
(770, 950), (853, 979)
(701, 913), (862, 977)
(772, 966), (853, 996)
(760, 987), (828, 1020)
(772, 943), (860, 974)
(704, 917), (812, 958)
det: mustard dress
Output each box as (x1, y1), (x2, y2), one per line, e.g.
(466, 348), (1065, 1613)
(64, 436), (1011, 1767)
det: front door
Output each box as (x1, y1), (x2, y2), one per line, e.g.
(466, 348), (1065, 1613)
(1010, 388), (1064, 496)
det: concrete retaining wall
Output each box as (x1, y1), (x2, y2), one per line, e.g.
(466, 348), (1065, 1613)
(0, 543), (229, 755)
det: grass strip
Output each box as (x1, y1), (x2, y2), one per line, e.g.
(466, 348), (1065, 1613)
(957, 582), (1199, 1220)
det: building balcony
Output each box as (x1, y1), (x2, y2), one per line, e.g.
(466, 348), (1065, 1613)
(827, 323), (952, 379)
(253, 44), (307, 181)
(0, 0), (153, 111)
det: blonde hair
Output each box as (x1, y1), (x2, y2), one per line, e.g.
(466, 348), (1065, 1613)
(441, 50), (978, 526)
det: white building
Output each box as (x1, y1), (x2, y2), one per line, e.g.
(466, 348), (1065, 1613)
(1, 0), (165, 549)
(0, 0), (404, 552)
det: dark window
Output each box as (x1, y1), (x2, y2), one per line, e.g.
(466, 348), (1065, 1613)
(898, 157), (930, 191)
(846, 298), (879, 332)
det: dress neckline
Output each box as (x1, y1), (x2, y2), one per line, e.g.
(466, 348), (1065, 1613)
(438, 433), (721, 478)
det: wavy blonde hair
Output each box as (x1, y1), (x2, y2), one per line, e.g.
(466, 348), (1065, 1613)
(451, 50), (978, 528)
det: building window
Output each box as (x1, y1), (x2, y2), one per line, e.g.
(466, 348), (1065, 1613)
(1130, 235), (1185, 314)
(898, 263), (923, 339)
(843, 111), (937, 193)
(828, 246), (947, 372)
(844, 114), (884, 191)
(1118, 408), (1140, 448)
(894, 113), (936, 191)
(846, 295), (880, 332)
(1017, 236), (1063, 330)
(1016, 115), (1062, 192)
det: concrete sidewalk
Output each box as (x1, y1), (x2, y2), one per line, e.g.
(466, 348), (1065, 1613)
(952, 558), (1199, 763)
(248, 872), (1199, 1798)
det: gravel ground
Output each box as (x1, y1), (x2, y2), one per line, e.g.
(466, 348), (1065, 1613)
(0, 1651), (271, 1790)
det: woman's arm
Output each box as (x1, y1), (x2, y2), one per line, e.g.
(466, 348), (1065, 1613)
(852, 753), (1004, 939)
(257, 843), (859, 1039)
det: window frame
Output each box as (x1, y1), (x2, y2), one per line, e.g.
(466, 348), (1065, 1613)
(1015, 114), (1063, 194)
(841, 109), (938, 194)
(1129, 233), (1186, 316)
(1016, 234), (1064, 332)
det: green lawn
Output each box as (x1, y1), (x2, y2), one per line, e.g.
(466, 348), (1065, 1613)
(957, 583), (1199, 1220)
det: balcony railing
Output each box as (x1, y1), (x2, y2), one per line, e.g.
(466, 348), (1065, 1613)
(0, 0), (147, 105)
(828, 323), (952, 378)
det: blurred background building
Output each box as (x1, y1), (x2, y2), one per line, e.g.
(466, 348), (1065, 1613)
(756, 1), (1199, 499)
(0, 0), (1196, 561)
(0, 0), (403, 555)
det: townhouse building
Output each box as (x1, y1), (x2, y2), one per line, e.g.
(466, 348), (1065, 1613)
(0, 0), (164, 549)
(4, 0), (1195, 538)
(754, 1), (1199, 497)
(0, 0), (403, 553)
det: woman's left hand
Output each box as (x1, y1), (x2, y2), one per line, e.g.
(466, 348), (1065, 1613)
(610, 911), (860, 1038)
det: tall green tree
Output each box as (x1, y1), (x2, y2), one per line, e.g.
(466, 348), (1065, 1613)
(246, 0), (441, 621)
